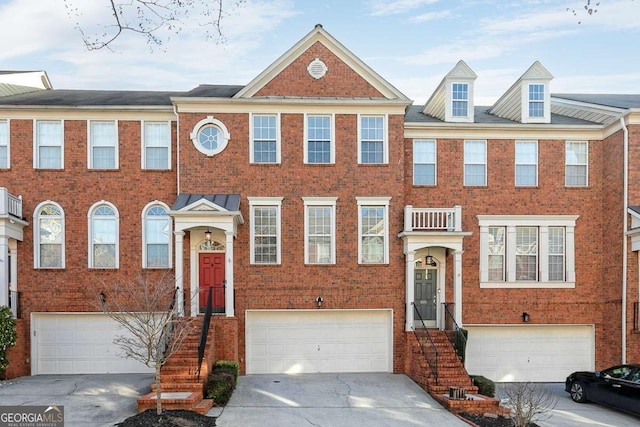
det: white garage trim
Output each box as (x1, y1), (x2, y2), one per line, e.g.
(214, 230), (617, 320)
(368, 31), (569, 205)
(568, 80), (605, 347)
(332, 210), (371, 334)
(464, 324), (595, 382)
(31, 313), (154, 375)
(246, 309), (393, 374)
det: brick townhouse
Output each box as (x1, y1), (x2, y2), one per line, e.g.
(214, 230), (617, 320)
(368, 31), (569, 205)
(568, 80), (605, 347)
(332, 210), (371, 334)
(0, 25), (638, 383)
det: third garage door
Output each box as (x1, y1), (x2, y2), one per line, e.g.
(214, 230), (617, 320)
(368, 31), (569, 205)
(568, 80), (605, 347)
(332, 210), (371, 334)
(246, 310), (392, 374)
(464, 325), (594, 382)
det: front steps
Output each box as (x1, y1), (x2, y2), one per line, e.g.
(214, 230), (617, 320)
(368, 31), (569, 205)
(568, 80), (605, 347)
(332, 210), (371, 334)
(137, 318), (216, 415)
(407, 329), (504, 415)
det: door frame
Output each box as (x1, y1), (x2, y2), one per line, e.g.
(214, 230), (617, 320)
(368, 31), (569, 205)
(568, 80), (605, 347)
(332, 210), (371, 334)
(198, 252), (226, 313)
(413, 267), (438, 328)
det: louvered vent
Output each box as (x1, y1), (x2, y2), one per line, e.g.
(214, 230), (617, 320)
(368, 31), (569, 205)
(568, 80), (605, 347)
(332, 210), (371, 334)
(307, 58), (328, 79)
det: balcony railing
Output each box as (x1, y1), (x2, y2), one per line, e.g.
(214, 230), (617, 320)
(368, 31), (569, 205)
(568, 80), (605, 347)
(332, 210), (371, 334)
(404, 205), (462, 232)
(0, 188), (22, 219)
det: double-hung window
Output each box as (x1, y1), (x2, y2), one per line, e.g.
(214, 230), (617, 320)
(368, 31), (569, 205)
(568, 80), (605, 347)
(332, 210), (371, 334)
(89, 121), (118, 169)
(303, 197), (336, 264)
(464, 140), (486, 186)
(359, 115), (387, 164)
(479, 215), (577, 288)
(249, 197), (282, 264)
(528, 84), (545, 118)
(143, 121), (170, 170)
(142, 202), (171, 268)
(305, 114), (333, 164)
(34, 201), (65, 268)
(357, 197), (390, 264)
(89, 202), (119, 268)
(515, 141), (538, 186)
(451, 83), (469, 117)
(0, 120), (8, 168)
(35, 120), (63, 169)
(565, 141), (588, 187)
(251, 114), (279, 164)
(413, 140), (436, 185)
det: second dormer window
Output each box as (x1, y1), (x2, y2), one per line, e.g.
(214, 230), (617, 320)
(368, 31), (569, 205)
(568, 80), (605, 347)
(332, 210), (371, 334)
(528, 84), (545, 118)
(452, 83), (469, 117)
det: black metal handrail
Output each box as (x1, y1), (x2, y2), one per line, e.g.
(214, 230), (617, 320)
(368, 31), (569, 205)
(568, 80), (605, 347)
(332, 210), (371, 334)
(9, 290), (19, 319)
(443, 302), (467, 363)
(412, 302), (438, 384)
(159, 287), (179, 357)
(197, 287), (213, 381)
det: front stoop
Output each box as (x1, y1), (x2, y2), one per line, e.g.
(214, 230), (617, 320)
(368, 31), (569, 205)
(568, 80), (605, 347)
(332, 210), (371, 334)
(137, 318), (217, 414)
(431, 392), (506, 415)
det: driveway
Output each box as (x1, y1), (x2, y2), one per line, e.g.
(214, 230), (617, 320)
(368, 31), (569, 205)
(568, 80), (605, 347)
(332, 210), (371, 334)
(0, 373), (153, 427)
(212, 373), (468, 427)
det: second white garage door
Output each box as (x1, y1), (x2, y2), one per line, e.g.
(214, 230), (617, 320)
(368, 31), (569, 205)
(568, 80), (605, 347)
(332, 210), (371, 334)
(246, 310), (392, 374)
(465, 325), (594, 382)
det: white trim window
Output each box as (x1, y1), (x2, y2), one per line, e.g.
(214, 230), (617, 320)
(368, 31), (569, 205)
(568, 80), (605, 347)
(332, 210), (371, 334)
(88, 201), (119, 268)
(35, 120), (63, 169)
(357, 197), (390, 264)
(528, 84), (545, 118)
(565, 141), (588, 187)
(0, 120), (8, 168)
(250, 114), (279, 164)
(305, 114), (334, 164)
(413, 139), (436, 185)
(303, 197), (336, 264)
(451, 83), (469, 118)
(142, 202), (171, 268)
(248, 197), (282, 264)
(143, 121), (171, 170)
(358, 115), (387, 164)
(89, 121), (118, 169)
(479, 215), (578, 288)
(464, 140), (486, 186)
(515, 141), (538, 186)
(34, 201), (65, 268)
(189, 116), (230, 157)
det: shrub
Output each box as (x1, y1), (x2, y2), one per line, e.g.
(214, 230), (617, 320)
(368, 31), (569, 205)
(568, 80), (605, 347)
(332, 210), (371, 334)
(205, 371), (235, 405)
(471, 375), (495, 397)
(0, 306), (17, 377)
(214, 360), (238, 382)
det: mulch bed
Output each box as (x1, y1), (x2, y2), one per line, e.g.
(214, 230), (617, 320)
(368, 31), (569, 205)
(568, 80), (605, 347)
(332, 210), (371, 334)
(460, 413), (539, 427)
(116, 410), (217, 427)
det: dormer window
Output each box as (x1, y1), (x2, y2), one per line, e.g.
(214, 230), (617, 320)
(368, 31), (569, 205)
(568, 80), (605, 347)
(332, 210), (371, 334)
(528, 84), (545, 118)
(452, 83), (469, 117)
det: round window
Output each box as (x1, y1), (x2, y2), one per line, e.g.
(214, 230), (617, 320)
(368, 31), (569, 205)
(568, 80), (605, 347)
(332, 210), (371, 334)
(190, 116), (230, 157)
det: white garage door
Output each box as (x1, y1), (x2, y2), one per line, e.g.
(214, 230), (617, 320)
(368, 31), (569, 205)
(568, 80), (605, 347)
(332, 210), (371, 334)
(31, 313), (154, 375)
(246, 310), (392, 374)
(465, 325), (594, 382)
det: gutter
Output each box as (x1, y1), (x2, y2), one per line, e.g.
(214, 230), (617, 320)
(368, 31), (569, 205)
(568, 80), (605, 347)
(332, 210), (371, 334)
(621, 116), (629, 364)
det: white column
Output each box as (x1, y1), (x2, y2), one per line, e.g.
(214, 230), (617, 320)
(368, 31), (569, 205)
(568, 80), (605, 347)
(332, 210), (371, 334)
(225, 231), (235, 317)
(453, 250), (463, 326)
(405, 250), (416, 331)
(0, 236), (8, 308)
(174, 231), (185, 317)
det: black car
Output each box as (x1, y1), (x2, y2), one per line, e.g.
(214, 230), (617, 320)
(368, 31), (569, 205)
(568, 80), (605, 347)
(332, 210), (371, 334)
(565, 364), (640, 416)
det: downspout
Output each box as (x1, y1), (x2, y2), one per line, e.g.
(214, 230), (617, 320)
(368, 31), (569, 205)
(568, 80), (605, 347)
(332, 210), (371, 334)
(621, 116), (629, 364)
(173, 103), (180, 194)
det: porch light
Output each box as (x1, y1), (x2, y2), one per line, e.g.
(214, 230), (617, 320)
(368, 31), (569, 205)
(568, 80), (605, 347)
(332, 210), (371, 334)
(315, 296), (324, 308)
(204, 229), (212, 241)
(425, 255), (437, 266)
(522, 312), (530, 322)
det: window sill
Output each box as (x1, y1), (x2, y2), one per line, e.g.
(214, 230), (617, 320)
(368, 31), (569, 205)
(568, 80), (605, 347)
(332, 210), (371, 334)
(480, 281), (575, 289)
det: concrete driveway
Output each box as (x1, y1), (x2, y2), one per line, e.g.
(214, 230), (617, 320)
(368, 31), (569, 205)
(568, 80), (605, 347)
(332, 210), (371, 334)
(212, 373), (468, 427)
(0, 373), (153, 427)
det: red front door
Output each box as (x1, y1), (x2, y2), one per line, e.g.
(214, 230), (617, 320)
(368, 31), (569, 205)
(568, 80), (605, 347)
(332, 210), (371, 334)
(199, 253), (225, 313)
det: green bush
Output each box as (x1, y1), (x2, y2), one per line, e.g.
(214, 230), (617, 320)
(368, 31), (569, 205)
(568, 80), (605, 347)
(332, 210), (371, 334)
(204, 361), (239, 406)
(471, 375), (495, 397)
(0, 306), (17, 376)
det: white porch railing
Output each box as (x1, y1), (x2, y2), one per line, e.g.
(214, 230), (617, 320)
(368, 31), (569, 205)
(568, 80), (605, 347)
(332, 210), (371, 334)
(0, 188), (22, 218)
(404, 205), (462, 232)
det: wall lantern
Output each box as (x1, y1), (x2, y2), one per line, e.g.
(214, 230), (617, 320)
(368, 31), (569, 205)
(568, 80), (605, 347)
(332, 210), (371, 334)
(522, 312), (530, 322)
(315, 296), (324, 308)
(425, 255), (437, 266)
(99, 292), (106, 305)
(204, 229), (212, 241)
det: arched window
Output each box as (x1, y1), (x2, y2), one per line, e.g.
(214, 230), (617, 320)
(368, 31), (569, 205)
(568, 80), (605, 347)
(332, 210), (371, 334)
(142, 202), (171, 268)
(34, 201), (65, 268)
(88, 201), (119, 268)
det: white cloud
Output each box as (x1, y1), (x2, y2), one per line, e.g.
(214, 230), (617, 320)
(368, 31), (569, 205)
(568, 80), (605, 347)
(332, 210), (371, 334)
(410, 10), (451, 23)
(368, 0), (440, 16)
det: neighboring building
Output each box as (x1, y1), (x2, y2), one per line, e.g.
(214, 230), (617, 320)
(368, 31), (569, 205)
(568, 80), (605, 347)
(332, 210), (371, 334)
(0, 25), (638, 382)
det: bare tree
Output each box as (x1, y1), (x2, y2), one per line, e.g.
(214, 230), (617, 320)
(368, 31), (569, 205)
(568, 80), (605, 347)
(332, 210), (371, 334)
(567, 0), (636, 24)
(500, 382), (558, 427)
(64, 0), (245, 51)
(98, 273), (193, 415)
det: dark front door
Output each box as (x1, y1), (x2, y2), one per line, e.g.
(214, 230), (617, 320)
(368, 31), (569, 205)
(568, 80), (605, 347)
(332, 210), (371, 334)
(199, 253), (225, 313)
(414, 269), (437, 328)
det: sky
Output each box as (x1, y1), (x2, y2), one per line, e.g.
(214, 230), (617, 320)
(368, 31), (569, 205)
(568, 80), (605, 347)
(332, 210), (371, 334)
(0, 0), (639, 105)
